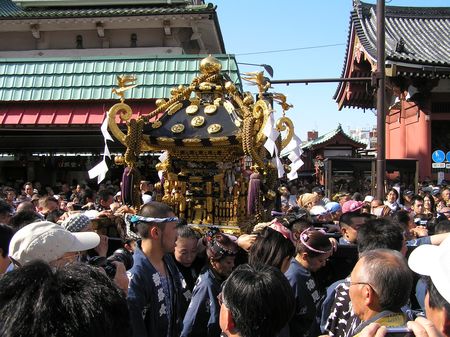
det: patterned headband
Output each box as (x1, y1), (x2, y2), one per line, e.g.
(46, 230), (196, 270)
(129, 215), (179, 224)
(299, 227), (330, 254)
(205, 227), (238, 258)
(269, 221), (295, 243)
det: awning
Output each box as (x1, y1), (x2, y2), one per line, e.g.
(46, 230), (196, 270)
(0, 100), (157, 126)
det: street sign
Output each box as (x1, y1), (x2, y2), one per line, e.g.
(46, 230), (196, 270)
(432, 150), (445, 163)
(446, 151), (450, 162)
(432, 163), (446, 169)
(446, 163), (450, 169)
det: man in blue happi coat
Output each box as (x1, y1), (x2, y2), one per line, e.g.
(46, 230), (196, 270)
(127, 202), (184, 337)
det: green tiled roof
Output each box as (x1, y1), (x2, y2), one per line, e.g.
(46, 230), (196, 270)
(0, 0), (215, 19)
(301, 124), (366, 149)
(0, 54), (242, 101)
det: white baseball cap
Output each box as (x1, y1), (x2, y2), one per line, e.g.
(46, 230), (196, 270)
(142, 194), (152, 205)
(9, 221), (100, 265)
(309, 205), (329, 216)
(408, 236), (450, 303)
(363, 195), (374, 203)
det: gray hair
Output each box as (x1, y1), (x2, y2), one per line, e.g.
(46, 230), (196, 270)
(360, 249), (412, 312)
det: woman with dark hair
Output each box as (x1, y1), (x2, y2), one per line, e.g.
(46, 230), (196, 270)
(173, 226), (203, 292)
(384, 188), (402, 212)
(423, 192), (436, 216)
(0, 261), (132, 337)
(285, 228), (333, 337)
(219, 264), (295, 337)
(248, 222), (295, 273)
(181, 229), (238, 337)
(172, 225), (204, 318)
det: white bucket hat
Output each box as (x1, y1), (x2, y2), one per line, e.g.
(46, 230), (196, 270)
(408, 236), (450, 303)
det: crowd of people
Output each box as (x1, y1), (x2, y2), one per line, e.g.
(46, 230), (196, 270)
(0, 179), (449, 337)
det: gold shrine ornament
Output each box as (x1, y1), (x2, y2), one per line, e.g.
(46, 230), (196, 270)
(186, 105), (199, 115)
(152, 120), (162, 129)
(171, 123), (185, 134)
(204, 105), (217, 115)
(167, 102), (183, 116)
(207, 124), (222, 134)
(191, 116), (205, 127)
(223, 101), (235, 114)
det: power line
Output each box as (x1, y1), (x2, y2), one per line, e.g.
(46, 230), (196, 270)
(235, 43), (346, 56)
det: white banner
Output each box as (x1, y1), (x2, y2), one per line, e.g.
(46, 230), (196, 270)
(88, 115), (113, 184)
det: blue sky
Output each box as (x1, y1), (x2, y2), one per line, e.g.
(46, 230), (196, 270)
(212, 0), (448, 140)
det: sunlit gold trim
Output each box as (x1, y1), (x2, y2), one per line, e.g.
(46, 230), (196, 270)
(157, 137), (175, 144)
(152, 120), (162, 129)
(182, 138), (202, 146)
(209, 137), (230, 145)
(209, 136), (229, 143)
(199, 83), (212, 91)
(223, 101), (235, 114)
(167, 102), (183, 116)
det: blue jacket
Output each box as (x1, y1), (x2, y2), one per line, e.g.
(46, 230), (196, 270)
(181, 267), (223, 337)
(285, 258), (324, 337)
(127, 243), (183, 337)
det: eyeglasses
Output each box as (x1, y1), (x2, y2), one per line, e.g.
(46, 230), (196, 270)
(343, 280), (377, 295)
(53, 251), (81, 266)
(342, 280), (372, 287)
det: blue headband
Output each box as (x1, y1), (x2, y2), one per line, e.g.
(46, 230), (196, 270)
(129, 215), (179, 224)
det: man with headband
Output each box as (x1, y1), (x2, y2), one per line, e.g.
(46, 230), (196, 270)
(127, 201), (184, 337)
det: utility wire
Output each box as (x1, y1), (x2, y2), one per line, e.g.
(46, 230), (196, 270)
(235, 43), (345, 56)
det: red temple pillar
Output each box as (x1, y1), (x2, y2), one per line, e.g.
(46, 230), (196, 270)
(417, 107), (432, 180)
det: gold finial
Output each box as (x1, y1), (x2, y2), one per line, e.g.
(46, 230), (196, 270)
(112, 75), (137, 103)
(200, 55), (222, 75)
(242, 71), (271, 97)
(272, 93), (293, 116)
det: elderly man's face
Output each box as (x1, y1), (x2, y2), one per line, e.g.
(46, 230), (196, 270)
(348, 258), (370, 320)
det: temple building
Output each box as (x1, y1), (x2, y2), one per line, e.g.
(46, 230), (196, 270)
(335, 0), (450, 181)
(0, 0), (241, 185)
